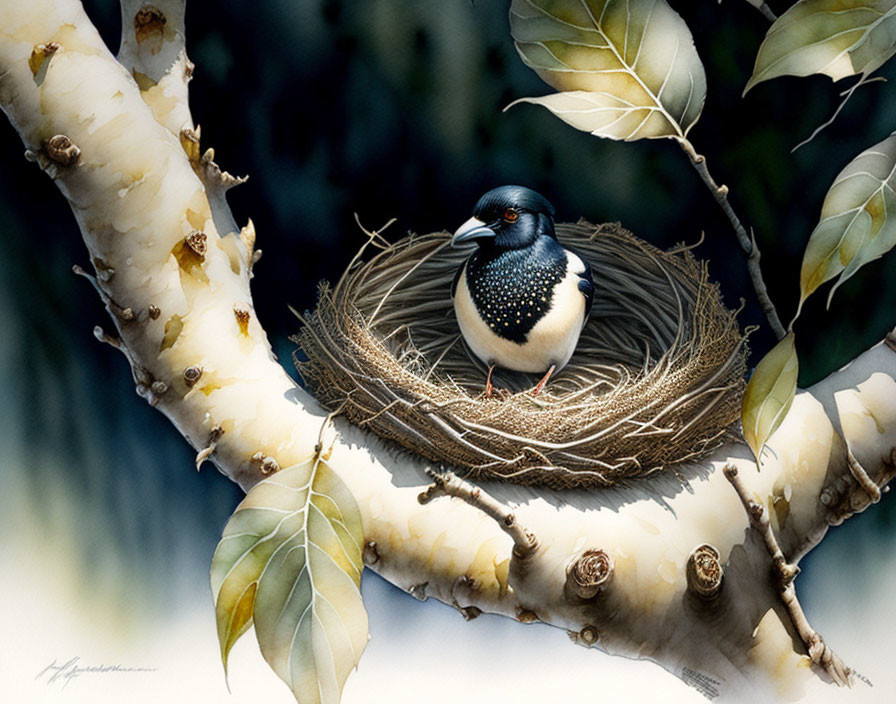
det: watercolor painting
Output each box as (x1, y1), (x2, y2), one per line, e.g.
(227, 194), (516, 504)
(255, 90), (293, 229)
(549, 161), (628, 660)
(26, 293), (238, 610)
(2, 2), (896, 703)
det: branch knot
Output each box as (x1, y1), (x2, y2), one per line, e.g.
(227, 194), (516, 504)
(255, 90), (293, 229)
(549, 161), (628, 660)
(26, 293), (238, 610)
(686, 544), (723, 599)
(134, 6), (166, 45)
(183, 365), (202, 387)
(184, 230), (207, 257)
(566, 549), (613, 600)
(45, 134), (80, 167)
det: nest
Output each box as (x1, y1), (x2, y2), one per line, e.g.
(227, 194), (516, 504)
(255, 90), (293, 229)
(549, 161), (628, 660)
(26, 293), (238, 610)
(294, 221), (748, 488)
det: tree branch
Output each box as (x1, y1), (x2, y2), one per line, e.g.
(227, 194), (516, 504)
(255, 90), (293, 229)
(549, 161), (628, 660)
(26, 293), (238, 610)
(747, 1), (777, 22)
(724, 463), (852, 687)
(117, 0), (192, 137)
(3, 2), (896, 701)
(119, 0), (251, 268)
(677, 137), (787, 340)
(418, 468), (539, 561)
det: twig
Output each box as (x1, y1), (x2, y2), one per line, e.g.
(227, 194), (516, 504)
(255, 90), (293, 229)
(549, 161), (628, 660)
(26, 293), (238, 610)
(195, 425), (224, 470)
(723, 464), (852, 686)
(885, 331), (896, 353)
(845, 448), (882, 504)
(821, 445), (894, 526)
(752, 1), (777, 22)
(792, 74), (872, 152)
(92, 325), (168, 405)
(418, 467), (538, 560)
(73, 264), (134, 321)
(677, 138), (787, 340)
(724, 1), (776, 21)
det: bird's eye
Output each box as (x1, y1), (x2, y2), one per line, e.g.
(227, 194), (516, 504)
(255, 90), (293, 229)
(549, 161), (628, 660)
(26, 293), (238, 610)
(503, 209), (519, 223)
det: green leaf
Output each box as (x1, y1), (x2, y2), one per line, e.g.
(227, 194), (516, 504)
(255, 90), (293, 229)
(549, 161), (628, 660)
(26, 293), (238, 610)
(797, 132), (896, 313)
(745, 0), (896, 93)
(211, 459), (367, 704)
(508, 0), (706, 141)
(741, 333), (799, 465)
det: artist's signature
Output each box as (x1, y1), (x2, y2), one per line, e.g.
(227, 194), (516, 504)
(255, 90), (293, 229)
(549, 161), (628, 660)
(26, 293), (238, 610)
(35, 656), (156, 688)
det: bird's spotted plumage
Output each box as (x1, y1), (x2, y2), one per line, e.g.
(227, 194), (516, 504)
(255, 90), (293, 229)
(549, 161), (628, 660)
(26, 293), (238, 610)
(450, 185), (594, 391)
(464, 239), (567, 343)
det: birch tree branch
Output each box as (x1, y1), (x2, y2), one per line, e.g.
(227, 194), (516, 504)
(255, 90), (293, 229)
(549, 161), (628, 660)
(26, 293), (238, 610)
(117, 0), (193, 137)
(2, 1), (896, 701)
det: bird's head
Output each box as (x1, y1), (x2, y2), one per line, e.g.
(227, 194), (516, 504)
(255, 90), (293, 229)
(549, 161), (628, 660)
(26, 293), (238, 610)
(452, 185), (556, 251)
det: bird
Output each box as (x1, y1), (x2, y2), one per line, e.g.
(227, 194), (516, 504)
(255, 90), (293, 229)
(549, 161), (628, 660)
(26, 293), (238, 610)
(450, 185), (594, 397)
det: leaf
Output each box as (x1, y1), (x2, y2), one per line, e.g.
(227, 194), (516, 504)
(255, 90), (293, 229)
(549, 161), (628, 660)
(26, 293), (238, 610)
(797, 132), (896, 312)
(508, 0), (706, 141)
(741, 333), (799, 464)
(745, 0), (896, 93)
(211, 459), (367, 704)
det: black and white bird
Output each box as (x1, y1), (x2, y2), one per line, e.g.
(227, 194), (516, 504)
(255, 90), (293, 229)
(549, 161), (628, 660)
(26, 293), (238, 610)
(451, 185), (594, 396)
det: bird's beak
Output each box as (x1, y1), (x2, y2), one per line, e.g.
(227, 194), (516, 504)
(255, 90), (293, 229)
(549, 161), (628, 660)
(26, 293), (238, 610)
(452, 217), (495, 246)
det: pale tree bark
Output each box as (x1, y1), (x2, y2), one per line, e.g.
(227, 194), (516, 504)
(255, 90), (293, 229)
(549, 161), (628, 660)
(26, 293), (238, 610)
(2, 1), (895, 702)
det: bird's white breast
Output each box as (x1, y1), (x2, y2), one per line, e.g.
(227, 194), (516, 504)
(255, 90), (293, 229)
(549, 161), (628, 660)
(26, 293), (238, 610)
(453, 253), (587, 374)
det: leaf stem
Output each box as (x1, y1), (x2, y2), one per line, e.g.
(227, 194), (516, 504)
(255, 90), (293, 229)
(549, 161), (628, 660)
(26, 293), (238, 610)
(678, 137), (787, 340)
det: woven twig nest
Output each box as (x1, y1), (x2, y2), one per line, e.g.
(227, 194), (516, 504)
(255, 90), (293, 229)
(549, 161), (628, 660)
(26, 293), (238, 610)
(294, 221), (748, 488)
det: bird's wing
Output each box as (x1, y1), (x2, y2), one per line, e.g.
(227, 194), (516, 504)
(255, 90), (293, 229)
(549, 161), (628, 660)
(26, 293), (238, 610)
(451, 259), (466, 298)
(567, 248), (594, 326)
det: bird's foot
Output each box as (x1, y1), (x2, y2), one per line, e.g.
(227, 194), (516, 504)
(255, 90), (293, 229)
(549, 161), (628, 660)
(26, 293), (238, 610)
(483, 387), (512, 400)
(485, 364), (496, 398)
(531, 365), (556, 396)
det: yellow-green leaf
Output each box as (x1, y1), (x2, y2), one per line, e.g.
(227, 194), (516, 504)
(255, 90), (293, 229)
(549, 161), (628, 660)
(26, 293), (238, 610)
(745, 0), (896, 93)
(508, 0), (706, 141)
(797, 132), (896, 313)
(742, 333), (799, 465)
(210, 459), (367, 704)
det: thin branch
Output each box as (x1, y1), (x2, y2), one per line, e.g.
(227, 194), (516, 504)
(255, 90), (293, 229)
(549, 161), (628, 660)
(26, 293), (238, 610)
(845, 448), (882, 504)
(195, 425), (225, 470)
(752, 1), (777, 22)
(822, 446), (896, 526)
(418, 468), (538, 560)
(92, 325), (169, 406)
(72, 264), (134, 322)
(723, 464), (853, 687)
(724, 1), (777, 22)
(793, 74), (871, 152)
(678, 138), (787, 340)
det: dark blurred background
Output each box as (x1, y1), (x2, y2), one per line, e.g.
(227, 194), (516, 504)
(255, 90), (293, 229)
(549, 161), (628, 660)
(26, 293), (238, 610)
(2, 1), (895, 702)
